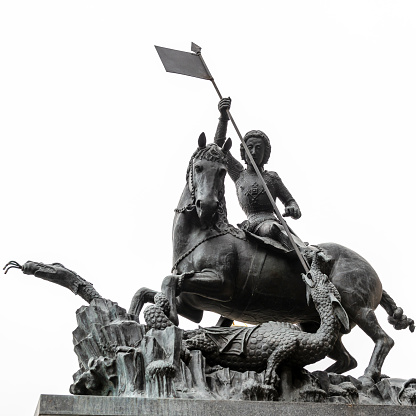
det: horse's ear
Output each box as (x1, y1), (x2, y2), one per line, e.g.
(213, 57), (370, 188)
(222, 138), (232, 153)
(198, 132), (206, 149)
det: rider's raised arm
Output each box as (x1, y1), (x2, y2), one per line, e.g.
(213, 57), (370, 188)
(214, 97), (231, 147)
(214, 98), (244, 182)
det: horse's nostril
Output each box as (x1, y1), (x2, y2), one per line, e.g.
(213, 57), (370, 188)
(196, 200), (201, 208)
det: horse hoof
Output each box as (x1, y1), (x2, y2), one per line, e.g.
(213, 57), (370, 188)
(358, 375), (375, 389)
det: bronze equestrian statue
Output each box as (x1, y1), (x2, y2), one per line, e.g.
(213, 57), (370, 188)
(4, 133), (414, 389)
(129, 133), (413, 387)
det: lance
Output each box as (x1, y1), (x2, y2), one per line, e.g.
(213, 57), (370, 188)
(155, 42), (310, 273)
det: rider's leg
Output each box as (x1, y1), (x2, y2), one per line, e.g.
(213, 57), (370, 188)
(256, 220), (306, 249)
(256, 221), (292, 250)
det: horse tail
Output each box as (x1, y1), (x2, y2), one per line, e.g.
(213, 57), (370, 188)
(380, 290), (415, 332)
(128, 287), (158, 322)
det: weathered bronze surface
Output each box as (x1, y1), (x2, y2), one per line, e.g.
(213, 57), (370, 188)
(129, 134), (413, 388)
(5, 133), (413, 402)
(3, 46), (415, 402)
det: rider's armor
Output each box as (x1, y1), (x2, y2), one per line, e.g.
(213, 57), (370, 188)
(214, 116), (304, 251)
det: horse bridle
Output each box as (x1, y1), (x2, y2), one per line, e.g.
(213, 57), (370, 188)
(172, 155), (228, 272)
(174, 157), (197, 213)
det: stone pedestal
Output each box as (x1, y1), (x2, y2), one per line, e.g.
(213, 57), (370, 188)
(35, 394), (416, 416)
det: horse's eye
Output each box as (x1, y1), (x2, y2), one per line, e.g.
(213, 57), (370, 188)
(194, 165), (202, 173)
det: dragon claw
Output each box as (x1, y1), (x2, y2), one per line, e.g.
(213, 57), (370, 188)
(264, 367), (279, 387)
(3, 261), (22, 274)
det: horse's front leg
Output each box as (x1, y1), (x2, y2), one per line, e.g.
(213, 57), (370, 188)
(162, 269), (233, 326)
(161, 271), (195, 326)
(161, 274), (181, 326)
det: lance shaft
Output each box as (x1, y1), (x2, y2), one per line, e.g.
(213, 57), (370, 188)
(196, 50), (310, 274)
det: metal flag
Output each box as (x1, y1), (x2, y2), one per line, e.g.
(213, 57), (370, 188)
(155, 43), (310, 274)
(155, 45), (212, 80)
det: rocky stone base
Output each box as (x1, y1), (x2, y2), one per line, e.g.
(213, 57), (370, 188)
(34, 395), (416, 416)
(69, 299), (416, 405)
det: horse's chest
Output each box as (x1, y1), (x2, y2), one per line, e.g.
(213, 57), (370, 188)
(177, 241), (236, 274)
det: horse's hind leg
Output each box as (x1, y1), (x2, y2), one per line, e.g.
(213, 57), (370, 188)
(216, 316), (233, 327)
(325, 334), (357, 374)
(353, 307), (394, 385)
(299, 322), (357, 374)
(129, 287), (158, 319)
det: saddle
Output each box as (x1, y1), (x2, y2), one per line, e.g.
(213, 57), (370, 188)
(243, 230), (291, 254)
(243, 229), (321, 264)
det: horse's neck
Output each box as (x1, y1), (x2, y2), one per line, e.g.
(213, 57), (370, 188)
(172, 186), (201, 262)
(172, 184), (230, 267)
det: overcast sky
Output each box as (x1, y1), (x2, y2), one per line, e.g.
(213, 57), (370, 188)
(1, 1), (416, 415)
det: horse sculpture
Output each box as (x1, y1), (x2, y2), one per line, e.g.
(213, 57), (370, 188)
(129, 133), (414, 386)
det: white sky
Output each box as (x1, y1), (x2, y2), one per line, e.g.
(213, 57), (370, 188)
(1, 1), (415, 414)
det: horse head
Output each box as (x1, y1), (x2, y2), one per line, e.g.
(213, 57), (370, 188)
(187, 133), (232, 229)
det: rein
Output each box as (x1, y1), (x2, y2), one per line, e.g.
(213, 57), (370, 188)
(174, 156), (196, 213)
(174, 203), (195, 213)
(171, 230), (229, 272)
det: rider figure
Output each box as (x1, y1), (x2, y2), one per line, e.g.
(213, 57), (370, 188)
(214, 97), (304, 250)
